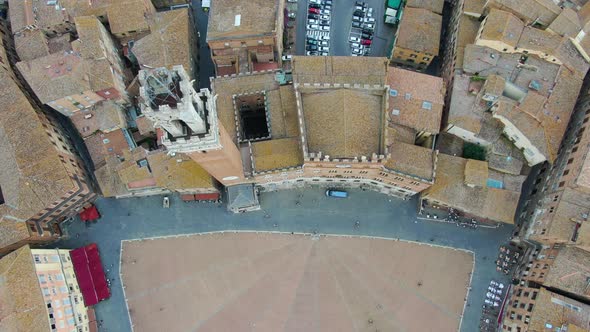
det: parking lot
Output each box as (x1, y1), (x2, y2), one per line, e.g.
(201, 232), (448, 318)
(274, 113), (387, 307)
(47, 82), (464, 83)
(295, 0), (396, 57)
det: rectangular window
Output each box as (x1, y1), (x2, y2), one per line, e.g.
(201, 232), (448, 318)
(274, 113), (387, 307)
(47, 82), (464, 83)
(422, 101), (432, 110)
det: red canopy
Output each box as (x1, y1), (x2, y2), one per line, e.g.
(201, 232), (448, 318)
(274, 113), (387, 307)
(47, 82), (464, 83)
(79, 205), (100, 222)
(195, 193), (220, 201)
(70, 243), (110, 306)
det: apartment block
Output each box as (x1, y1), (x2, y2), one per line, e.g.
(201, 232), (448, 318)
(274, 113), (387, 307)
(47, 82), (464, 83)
(0, 245), (98, 332)
(206, 0), (285, 75)
(16, 16), (130, 116)
(0, 28), (95, 255)
(390, 6), (442, 71)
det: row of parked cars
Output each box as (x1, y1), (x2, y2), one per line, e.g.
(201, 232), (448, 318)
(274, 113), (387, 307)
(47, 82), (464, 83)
(349, 1), (374, 56)
(306, 0), (332, 56)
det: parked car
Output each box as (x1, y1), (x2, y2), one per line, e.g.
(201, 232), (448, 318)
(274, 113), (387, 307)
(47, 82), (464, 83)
(306, 51), (318, 55)
(320, 20), (330, 25)
(320, 41), (329, 46)
(361, 32), (373, 39)
(320, 35), (330, 41)
(321, 9), (331, 15)
(351, 42), (360, 48)
(352, 16), (363, 22)
(308, 19), (319, 24)
(364, 17), (376, 23)
(326, 189), (348, 198)
(351, 48), (362, 54)
(363, 23), (375, 30)
(282, 54), (293, 61)
(287, 0), (297, 2)
(288, 12), (296, 19)
(310, 0), (321, 4)
(323, 0), (332, 5)
(361, 39), (372, 46)
(307, 39), (318, 45)
(320, 14), (330, 20)
(349, 36), (361, 42)
(319, 46), (329, 51)
(354, 5), (365, 11)
(309, 4), (321, 9)
(320, 51), (329, 56)
(352, 21), (362, 28)
(320, 25), (330, 31)
(307, 45), (318, 51)
(354, 9), (364, 16)
(307, 24), (319, 30)
(361, 28), (373, 34)
(323, 4), (332, 10)
(355, 1), (365, 5)
(308, 13), (319, 19)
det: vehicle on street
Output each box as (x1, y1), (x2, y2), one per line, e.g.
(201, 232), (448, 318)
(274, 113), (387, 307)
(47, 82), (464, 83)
(352, 48), (362, 54)
(308, 19), (319, 24)
(310, 0), (321, 3)
(320, 25), (330, 31)
(308, 14), (319, 19)
(282, 55), (293, 61)
(352, 16), (363, 22)
(320, 14), (330, 20)
(323, 4), (332, 10)
(361, 28), (373, 34)
(323, 0), (332, 5)
(349, 36), (361, 43)
(287, 0), (297, 2)
(307, 24), (319, 30)
(320, 35), (330, 41)
(320, 20), (330, 25)
(361, 32), (373, 39)
(351, 42), (360, 48)
(363, 23), (375, 30)
(163, 196), (170, 208)
(318, 46), (329, 52)
(307, 39), (318, 45)
(326, 189), (348, 198)
(352, 21), (362, 28)
(320, 41), (329, 46)
(361, 39), (372, 46)
(320, 51), (329, 56)
(309, 3), (321, 8)
(364, 17), (375, 23)
(354, 9), (364, 16)
(307, 45), (318, 51)
(288, 12), (296, 19)
(321, 9), (331, 15)
(309, 7), (320, 14)
(306, 51), (318, 55)
(355, 5), (365, 11)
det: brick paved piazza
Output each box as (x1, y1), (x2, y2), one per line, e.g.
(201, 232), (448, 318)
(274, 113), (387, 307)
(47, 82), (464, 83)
(121, 232), (473, 332)
(52, 188), (514, 332)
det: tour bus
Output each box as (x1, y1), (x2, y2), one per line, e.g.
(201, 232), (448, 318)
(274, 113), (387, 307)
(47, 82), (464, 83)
(326, 189), (348, 198)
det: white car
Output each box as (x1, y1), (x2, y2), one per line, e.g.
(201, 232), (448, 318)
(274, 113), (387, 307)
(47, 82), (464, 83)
(306, 51), (318, 56)
(321, 9), (330, 15)
(320, 52), (329, 56)
(320, 14), (330, 20)
(350, 42), (360, 48)
(354, 5), (365, 11)
(320, 41), (329, 46)
(307, 24), (319, 30)
(320, 35), (330, 41)
(321, 25), (330, 31)
(319, 46), (329, 52)
(349, 37), (361, 43)
(364, 17), (375, 23)
(287, 0), (297, 2)
(308, 19), (319, 24)
(310, 0), (321, 3)
(282, 55), (292, 61)
(352, 48), (362, 54)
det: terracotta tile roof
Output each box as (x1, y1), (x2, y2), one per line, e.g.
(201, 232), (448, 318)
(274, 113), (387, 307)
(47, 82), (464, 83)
(83, 129), (132, 168)
(116, 148), (154, 186)
(133, 9), (194, 77)
(8, 0), (69, 33)
(387, 67), (445, 134)
(74, 16), (107, 60)
(252, 137), (303, 172)
(148, 151), (215, 190)
(464, 159), (488, 187)
(516, 26), (563, 55)
(447, 74), (485, 134)
(454, 15), (481, 69)
(387, 124), (417, 145)
(405, 0), (444, 14)
(301, 88), (384, 158)
(528, 288), (590, 332)
(70, 101), (126, 138)
(548, 8), (581, 37)
(212, 72), (281, 143)
(16, 52), (115, 104)
(544, 246), (590, 300)
(463, 0), (486, 16)
(291, 56), (389, 86)
(385, 142), (435, 180)
(479, 9), (524, 48)
(94, 155), (129, 198)
(421, 154), (519, 224)
(0, 245), (50, 332)
(542, 188), (590, 243)
(106, 0), (152, 36)
(395, 7), (442, 55)
(207, 0), (280, 40)
(136, 115), (156, 136)
(14, 30), (49, 62)
(0, 70), (75, 238)
(484, 0), (561, 26)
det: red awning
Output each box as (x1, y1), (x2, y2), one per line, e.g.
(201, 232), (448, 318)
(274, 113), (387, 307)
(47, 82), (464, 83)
(70, 243), (110, 306)
(79, 205), (100, 222)
(194, 193), (220, 201)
